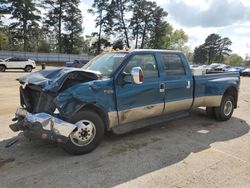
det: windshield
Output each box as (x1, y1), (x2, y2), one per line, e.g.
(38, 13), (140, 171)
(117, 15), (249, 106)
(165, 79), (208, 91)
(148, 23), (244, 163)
(83, 53), (128, 76)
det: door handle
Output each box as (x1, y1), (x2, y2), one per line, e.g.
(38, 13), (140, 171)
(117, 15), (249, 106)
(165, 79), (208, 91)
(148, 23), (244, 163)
(160, 83), (165, 93)
(186, 81), (191, 89)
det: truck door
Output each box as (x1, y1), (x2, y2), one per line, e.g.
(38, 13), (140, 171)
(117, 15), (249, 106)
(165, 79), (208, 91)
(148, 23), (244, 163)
(159, 53), (193, 114)
(115, 53), (165, 124)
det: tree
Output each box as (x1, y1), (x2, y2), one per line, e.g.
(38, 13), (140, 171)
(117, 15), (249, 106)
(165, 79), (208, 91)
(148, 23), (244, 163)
(160, 24), (189, 50)
(193, 45), (207, 64)
(8, 0), (41, 51)
(43, 0), (67, 53)
(90, 37), (111, 54)
(113, 39), (124, 49)
(112, 0), (131, 48)
(0, 30), (9, 50)
(217, 37), (232, 63)
(148, 5), (168, 49)
(193, 33), (232, 64)
(88, 0), (114, 54)
(228, 54), (243, 66)
(129, 0), (155, 48)
(204, 33), (221, 64)
(63, 0), (83, 54)
(0, 0), (9, 26)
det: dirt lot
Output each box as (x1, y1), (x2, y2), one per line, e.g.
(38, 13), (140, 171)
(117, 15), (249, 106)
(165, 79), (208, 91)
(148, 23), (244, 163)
(0, 68), (250, 188)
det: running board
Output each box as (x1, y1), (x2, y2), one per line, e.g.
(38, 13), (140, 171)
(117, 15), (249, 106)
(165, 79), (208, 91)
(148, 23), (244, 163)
(112, 111), (190, 135)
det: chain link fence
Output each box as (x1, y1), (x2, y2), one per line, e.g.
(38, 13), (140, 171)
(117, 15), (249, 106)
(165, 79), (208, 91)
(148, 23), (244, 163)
(0, 51), (90, 64)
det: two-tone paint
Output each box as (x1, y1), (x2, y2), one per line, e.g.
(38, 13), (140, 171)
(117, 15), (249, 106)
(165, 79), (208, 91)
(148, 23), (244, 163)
(46, 50), (240, 130)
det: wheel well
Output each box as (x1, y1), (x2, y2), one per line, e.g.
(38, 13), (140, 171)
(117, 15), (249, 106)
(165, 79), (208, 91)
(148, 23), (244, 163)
(224, 86), (238, 108)
(25, 65), (33, 68)
(80, 104), (109, 131)
(0, 64), (6, 68)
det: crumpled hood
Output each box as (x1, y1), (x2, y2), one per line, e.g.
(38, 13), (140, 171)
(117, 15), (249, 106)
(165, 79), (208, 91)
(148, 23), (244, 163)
(17, 68), (101, 92)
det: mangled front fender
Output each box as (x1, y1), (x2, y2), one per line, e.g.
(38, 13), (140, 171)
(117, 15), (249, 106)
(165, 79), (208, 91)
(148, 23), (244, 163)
(54, 83), (98, 117)
(54, 79), (116, 119)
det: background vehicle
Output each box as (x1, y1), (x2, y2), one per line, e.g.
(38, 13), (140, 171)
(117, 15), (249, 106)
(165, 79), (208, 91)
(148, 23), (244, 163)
(65, 59), (89, 68)
(241, 68), (250, 76)
(0, 57), (36, 72)
(10, 50), (240, 155)
(227, 66), (246, 74)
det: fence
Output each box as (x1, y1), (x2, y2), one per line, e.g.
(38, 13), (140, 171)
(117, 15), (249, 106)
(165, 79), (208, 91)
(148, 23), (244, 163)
(0, 50), (90, 63)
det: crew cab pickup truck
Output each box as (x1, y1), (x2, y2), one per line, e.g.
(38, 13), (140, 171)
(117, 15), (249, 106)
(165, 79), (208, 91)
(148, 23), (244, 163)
(0, 57), (36, 72)
(10, 50), (240, 155)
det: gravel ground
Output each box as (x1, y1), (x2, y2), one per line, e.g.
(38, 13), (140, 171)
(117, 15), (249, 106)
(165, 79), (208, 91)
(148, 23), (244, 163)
(0, 68), (250, 188)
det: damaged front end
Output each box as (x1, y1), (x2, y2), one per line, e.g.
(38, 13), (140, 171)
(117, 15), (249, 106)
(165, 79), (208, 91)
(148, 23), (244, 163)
(10, 68), (101, 142)
(10, 108), (77, 142)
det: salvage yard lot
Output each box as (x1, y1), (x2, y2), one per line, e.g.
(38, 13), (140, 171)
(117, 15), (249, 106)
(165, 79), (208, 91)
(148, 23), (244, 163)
(0, 69), (250, 188)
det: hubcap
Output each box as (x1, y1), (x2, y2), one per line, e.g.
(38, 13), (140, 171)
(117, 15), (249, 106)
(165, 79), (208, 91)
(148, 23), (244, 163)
(69, 120), (96, 147)
(224, 100), (233, 116)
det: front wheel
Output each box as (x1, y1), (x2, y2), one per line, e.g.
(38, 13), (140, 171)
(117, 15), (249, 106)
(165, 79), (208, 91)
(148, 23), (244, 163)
(214, 95), (235, 121)
(61, 110), (105, 155)
(0, 65), (6, 72)
(24, 65), (32, 72)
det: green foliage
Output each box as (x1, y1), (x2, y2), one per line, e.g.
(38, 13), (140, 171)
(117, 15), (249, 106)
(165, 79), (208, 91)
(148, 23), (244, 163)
(8, 0), (41, 51)
(1, 0), (191, 55)
(63, 0), (83, 54)
(193, 33), (232, 64)
(147, 5), (168, 49)
(88, 0), (113, 53)
(0, 30), (9, 50)
(90, 37), (111, 54)
(0, 0), (9, 26)
(112, 0), (131, 48)
(163, 25), (188, 50)
(193, 45), (207, 64)
(113, 39), (124, 50)
(228, 54), (244, 66)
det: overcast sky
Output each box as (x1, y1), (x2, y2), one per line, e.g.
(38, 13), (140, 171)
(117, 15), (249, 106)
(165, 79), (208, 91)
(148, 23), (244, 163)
(80, 0), (250, 58)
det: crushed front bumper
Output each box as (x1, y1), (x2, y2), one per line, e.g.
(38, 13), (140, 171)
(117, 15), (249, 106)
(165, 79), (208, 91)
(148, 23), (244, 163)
(9, 108), (77, 142)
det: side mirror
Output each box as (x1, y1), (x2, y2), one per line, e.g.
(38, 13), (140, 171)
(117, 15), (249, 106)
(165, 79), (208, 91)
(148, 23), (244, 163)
(131, 67), (144, 84)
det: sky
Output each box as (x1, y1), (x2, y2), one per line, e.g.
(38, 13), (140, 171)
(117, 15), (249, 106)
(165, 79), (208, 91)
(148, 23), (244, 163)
(80, 0), (250, 58)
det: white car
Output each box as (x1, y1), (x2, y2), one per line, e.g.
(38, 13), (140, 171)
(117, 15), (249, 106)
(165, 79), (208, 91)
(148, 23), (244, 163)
(0, 57), (36, 72)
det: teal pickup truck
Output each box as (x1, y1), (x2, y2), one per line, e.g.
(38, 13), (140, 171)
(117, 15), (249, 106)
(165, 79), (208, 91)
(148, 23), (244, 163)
(10, 49), (240, 155)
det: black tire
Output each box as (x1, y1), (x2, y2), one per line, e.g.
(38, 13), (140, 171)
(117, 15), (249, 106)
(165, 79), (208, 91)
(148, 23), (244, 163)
(61, 110), (105, 155)
(0, 65), (6, 72)
(24, 65), (32, 72)
(214, 95), (235, 121)
(206, 107), (215, 118)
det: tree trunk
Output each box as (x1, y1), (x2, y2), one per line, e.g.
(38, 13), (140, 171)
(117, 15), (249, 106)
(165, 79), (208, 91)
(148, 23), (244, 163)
(135, 16), (139, 49)
(141, 22), (147, 49)
(118, 0), (130, 48)
(97, 10), (103, 54)
(23, 20), (27, 51)
(58, 0), (62, 53)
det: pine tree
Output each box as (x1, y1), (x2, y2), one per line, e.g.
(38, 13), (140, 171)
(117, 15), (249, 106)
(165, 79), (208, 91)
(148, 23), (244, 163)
(88, 0), (113, 54)
(8, 0), (41, 51)
(63, 0), (83, 54)
(43, 0), (67, 53)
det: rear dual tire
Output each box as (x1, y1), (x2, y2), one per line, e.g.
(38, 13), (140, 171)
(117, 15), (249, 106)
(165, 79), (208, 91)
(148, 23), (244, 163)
(206, 95), (234, 121)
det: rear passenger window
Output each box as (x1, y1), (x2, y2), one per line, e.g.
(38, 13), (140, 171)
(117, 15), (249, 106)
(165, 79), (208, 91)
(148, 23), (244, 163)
(161, 54), (185, 76)
(124, 54), (159, 79)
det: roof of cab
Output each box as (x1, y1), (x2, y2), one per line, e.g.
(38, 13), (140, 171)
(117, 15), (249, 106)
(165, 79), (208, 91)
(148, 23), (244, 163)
(109, 49), (183, 54)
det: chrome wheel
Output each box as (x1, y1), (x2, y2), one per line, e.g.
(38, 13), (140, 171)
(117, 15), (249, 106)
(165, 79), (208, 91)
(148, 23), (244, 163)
(70, 120), (96, 147)
(224, 100), (233, 116)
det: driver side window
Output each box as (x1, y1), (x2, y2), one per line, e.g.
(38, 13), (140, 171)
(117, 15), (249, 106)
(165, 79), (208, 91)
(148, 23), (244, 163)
(124, 54), (159, 79)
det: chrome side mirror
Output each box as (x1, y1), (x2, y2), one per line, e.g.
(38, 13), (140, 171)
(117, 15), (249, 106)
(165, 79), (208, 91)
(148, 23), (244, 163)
(131, 67), (144, 84)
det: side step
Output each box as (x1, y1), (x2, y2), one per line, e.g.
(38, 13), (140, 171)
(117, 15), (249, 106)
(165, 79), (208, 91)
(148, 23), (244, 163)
(112, 111), (190, 135)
